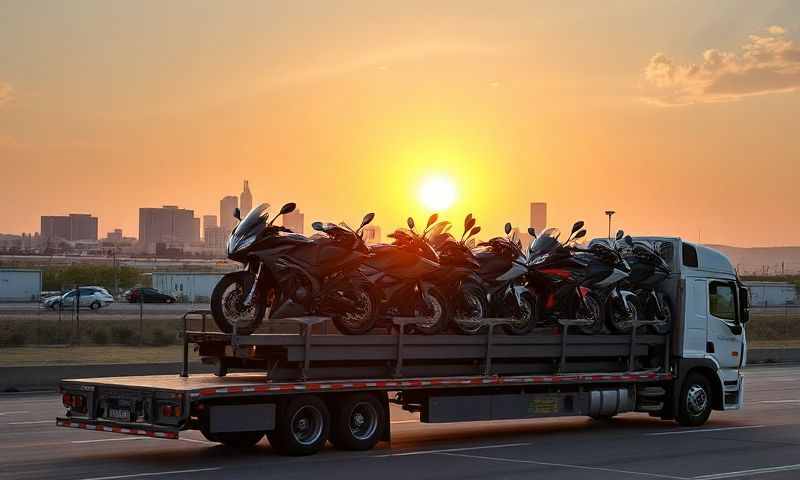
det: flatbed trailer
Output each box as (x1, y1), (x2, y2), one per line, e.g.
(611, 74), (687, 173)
(55, 237), (751, 455)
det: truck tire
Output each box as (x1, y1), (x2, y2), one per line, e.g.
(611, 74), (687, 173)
(676, 372), (712, 427)
(200, 427), (264, 449)
(330, 393), (386, 451)
(266, 395), (330, 456)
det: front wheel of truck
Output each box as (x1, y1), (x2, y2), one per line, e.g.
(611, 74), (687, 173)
(676, 372), (713, 427)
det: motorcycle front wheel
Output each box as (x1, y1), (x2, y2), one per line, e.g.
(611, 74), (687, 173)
(330, 281), (377, 335)
(453, 283), (488, 335)
(502, 291), (538, 336)
(413, 287), (449, 335)
(607, 292), (640, 334)
(577, 293), (605, 335)
(210, 271), (268, 335)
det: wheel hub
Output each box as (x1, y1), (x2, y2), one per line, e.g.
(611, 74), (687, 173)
(686, 384), (708, 415)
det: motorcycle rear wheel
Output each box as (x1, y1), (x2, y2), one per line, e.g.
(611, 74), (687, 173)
(210, 271), (268, 335)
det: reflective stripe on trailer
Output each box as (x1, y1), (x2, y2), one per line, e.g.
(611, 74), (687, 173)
(56, 419), (179, 439)
(190, 371), (671, 399)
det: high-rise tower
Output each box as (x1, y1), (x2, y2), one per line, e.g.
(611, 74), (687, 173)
(240, 180), (253, 216)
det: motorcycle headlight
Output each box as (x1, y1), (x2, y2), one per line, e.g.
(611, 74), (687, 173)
(228, 233), (257, 255)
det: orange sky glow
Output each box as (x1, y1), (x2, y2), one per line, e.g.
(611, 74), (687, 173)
(1, 1), (799, 246)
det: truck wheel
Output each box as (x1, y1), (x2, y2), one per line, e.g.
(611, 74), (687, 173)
(676, 372), (712, 426)
(200, 427), (264, 449)
(266, 396), (330, 456)
(330, 393), (386, 451)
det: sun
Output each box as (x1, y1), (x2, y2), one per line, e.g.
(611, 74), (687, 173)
(418, 176), (457, 211)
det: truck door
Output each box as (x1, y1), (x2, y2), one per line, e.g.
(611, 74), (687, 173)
(706, 280), (743, 372)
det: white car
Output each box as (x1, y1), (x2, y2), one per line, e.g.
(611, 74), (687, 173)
(43, 287), (115, 310)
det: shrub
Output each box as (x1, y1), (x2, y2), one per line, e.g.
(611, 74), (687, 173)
(91, 329), (109, 345)
(110, 325), (137, 345)
(149, 328), (174, 346)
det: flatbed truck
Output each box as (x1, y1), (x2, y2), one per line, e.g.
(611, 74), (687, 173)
(56, 238), (750, 456)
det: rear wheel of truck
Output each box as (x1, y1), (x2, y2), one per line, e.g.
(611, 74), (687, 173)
(676, 372), (712, 427)
(266, 395), (330, 456)
(330, 393), (386, 451)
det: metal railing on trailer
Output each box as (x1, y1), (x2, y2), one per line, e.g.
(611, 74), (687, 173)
(180, 310), (672, 381)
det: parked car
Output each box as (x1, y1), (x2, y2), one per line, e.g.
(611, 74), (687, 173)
(43, 287), (115, 310)
(124, 287), (177, 304)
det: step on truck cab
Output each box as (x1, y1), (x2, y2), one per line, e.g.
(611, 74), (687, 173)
(57, 237), (749, 455)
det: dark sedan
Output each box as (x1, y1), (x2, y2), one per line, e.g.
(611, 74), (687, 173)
(125, 287), (177, 304)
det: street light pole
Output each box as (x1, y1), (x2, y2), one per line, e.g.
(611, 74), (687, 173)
(604, 210), (615, 241)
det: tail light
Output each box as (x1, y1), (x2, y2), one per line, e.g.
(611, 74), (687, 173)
(63, 393), (87, 413)
(160, 404), (182, 417)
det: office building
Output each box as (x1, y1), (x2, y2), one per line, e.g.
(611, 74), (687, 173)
(240, 180), (253, 216)
(362, 225), (381, 244)
(138, 205), (200, 252)
(530, 202), (547, 235)
(220, 196), (238, 236)
(41, 213), (98, 242)
(282, 209), (305, 234)
(106, 229), (124, 242)
(202, 215), (217, 230)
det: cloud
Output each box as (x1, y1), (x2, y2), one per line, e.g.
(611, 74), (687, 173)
(0, 82), (12, 107)
(641, 26), (800, 105)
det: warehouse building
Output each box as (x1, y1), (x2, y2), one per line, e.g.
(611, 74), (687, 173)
(744, 281), (798, 307)
(151, 272), (223, 303)
(0, 269), (42, 302)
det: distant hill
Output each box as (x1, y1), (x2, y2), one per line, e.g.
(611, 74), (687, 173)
(707, 245), (800, 275)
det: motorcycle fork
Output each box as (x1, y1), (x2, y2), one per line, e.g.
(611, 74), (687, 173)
(650, 290), (665, 318)
(244, 263), (263, 307)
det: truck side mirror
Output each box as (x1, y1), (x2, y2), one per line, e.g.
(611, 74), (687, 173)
(739, 286), (750, 324)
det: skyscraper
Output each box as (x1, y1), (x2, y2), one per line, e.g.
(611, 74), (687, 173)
(282, 209), (305, 234)
(202, 215), (217, 230)
(240, 180), (253, 216)
(220, 195), (238, 237)
(530, 202), (547, 235)
(138, 205), (200, 252)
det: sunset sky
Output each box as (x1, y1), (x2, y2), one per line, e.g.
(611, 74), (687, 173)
(1, 1), (799, 247)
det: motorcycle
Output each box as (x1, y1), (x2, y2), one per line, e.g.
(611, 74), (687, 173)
(589, 230), (641, 334)
(425, 214), (487, 334)
(210, 202), (377, 335)
(473, 222), (537, 335)
(619, 234), (673, 334)
(360, 215), (450, 335)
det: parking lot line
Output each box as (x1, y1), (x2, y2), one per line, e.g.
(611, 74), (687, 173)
(693, 463), (800, 479)
(438, 452), (688, 479)
(374, 442), (531, 457)
(78, 467), (222, 480)
(645, 425), (767, 436)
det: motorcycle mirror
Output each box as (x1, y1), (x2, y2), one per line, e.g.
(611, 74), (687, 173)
(615, 229), (624, 240)
(527, 227), (537, 239)
(464, 215), (476, 232)
(233, 207), (241, 221)
(407, 217), (415, 230)
(279, 202), (296, 215)
(504, 222), (512, 235)
(359, 212), (375, 230)
(574, 229), (587, 241)
(427, 213), (439, 229)
(625, 235), (634, 246)
(312, 221), (324, 232)
(469, 226), (481, 238)
(571, 221), (585, 234)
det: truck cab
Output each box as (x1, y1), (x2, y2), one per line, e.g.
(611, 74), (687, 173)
(633, 237), (749, 417)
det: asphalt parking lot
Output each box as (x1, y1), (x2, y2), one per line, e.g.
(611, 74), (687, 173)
(1, 364), (800, 480)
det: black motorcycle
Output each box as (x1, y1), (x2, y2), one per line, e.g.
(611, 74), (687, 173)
(210, 203), (376, 335)
(361, 215), (450, 335)
(426, 214), (487, 334)
(620, 234), (672, 334)
(526, 222), (605, 333)
(473, 222), (537, 335)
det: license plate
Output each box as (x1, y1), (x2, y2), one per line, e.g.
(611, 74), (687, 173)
(107, 408), (130, 421)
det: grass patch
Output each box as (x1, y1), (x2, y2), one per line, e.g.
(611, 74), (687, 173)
(0, 345), (199, 366)
(0, 318), (199, 347)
